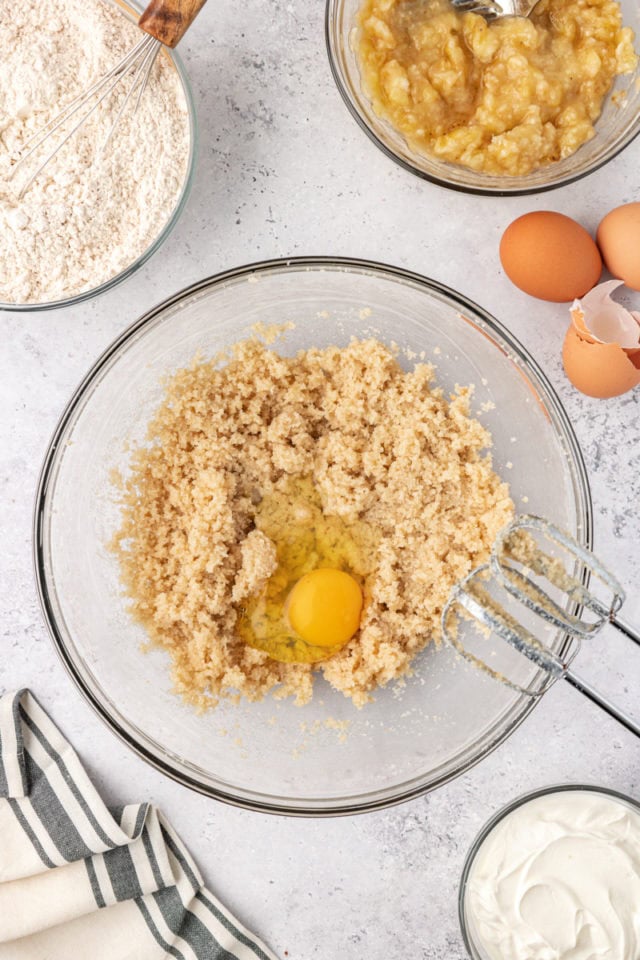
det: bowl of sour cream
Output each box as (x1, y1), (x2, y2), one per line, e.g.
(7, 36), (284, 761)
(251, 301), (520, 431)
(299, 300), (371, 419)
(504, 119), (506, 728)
(459, 785), (640, 960)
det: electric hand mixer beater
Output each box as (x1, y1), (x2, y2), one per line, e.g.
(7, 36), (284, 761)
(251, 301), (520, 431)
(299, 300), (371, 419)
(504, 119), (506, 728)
(442, 515), (640, 738)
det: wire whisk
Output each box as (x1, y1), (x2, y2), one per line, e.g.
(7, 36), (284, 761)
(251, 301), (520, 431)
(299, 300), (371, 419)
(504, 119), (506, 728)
(7, 0), (208, 198)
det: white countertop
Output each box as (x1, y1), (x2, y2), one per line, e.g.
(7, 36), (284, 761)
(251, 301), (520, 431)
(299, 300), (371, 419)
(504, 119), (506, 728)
(1, 2), (639, 958)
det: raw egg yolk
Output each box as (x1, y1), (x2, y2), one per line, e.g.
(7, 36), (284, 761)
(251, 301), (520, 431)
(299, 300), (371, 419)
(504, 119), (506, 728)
(286, 568), (363, 648)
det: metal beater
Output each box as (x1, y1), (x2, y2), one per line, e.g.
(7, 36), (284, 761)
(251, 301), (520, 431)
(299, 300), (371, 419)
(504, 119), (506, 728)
(7, 0), (208, 197)
(442, 515), (640, 737)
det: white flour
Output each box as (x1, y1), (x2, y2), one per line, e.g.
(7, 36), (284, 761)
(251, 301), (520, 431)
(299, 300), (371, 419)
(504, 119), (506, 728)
(0, 0), (190, 305)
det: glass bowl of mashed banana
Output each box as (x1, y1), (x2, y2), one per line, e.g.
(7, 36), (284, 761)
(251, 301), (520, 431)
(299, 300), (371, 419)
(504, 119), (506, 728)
(35, 258), (592, 814)
(326, 0), (640, 193)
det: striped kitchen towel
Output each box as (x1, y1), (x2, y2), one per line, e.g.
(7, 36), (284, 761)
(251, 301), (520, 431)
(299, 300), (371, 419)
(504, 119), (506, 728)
(0, 689), (278, 960)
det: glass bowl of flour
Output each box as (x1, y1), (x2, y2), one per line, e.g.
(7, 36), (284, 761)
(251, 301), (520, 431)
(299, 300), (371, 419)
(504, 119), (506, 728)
(0, 0), (197, 311)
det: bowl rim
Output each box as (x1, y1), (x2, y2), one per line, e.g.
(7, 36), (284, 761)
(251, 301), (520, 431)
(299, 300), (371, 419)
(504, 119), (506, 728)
(457, 783), (640, 959)
(324, 0), (640, 197)
(0, 0), (198, 313)
(33, 256), (594, 816)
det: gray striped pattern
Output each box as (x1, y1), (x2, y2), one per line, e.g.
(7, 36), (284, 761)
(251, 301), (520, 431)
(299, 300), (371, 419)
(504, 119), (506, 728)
(7, 796), (56, 869)
(23, 749), (94, 862)
(85, 857), (107, 909)
(0, 688), (29, 797)
(20, 705), (116, 848)
(137, 900), (188, 960)
(0, 690), (279, 960)
(0, 723), (7, 797)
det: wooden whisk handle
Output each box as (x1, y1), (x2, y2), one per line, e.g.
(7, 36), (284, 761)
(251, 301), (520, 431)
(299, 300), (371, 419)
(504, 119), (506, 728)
(138, 0), (208, 47)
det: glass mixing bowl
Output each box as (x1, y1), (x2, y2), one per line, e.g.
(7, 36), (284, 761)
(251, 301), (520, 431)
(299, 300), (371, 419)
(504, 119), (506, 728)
(0, 0), (197, 313)
(325, 0), (640, 195)
(35, 258), (592, 815)
(458, 784), (640, 959)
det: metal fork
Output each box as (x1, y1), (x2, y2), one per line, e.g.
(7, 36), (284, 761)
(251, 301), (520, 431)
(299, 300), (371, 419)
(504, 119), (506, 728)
(449, 0), (540, 21)
(441, 515), (640, 738)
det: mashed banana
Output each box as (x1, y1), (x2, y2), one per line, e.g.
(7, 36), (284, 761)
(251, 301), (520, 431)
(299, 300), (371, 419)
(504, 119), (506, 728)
(356, 0), (638, 175)
(112, 336), (513, 709)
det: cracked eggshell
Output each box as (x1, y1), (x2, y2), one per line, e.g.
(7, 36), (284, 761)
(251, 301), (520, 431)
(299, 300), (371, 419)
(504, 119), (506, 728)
(563, 282), (640, 397)
(563, 325), (640, 398)
(570, 280), (640, 349)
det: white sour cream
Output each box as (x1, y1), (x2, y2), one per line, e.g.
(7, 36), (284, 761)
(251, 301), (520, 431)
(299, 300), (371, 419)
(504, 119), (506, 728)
(465, 789), (640, 960)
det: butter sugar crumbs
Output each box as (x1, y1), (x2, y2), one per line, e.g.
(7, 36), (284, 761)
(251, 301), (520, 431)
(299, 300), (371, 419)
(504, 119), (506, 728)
(112, 337), (513, 709)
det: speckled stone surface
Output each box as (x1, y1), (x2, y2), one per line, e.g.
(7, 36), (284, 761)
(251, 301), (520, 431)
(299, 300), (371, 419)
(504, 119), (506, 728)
(1, 2), (639, 958)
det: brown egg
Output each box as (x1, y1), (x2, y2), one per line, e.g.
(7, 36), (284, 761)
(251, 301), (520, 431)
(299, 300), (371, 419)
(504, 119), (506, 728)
(500, 212), (602, 302)
(562, 326), (640, 398)
(596, 203), (640, 291)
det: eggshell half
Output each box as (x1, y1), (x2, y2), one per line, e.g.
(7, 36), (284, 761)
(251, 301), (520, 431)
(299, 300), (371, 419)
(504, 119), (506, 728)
(571, 281), (640, 348)
(571, 305), (596, 343)
(597, 203), (640, 291)
(500, 212), (602, 302)
(563, 326), (640, 398)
